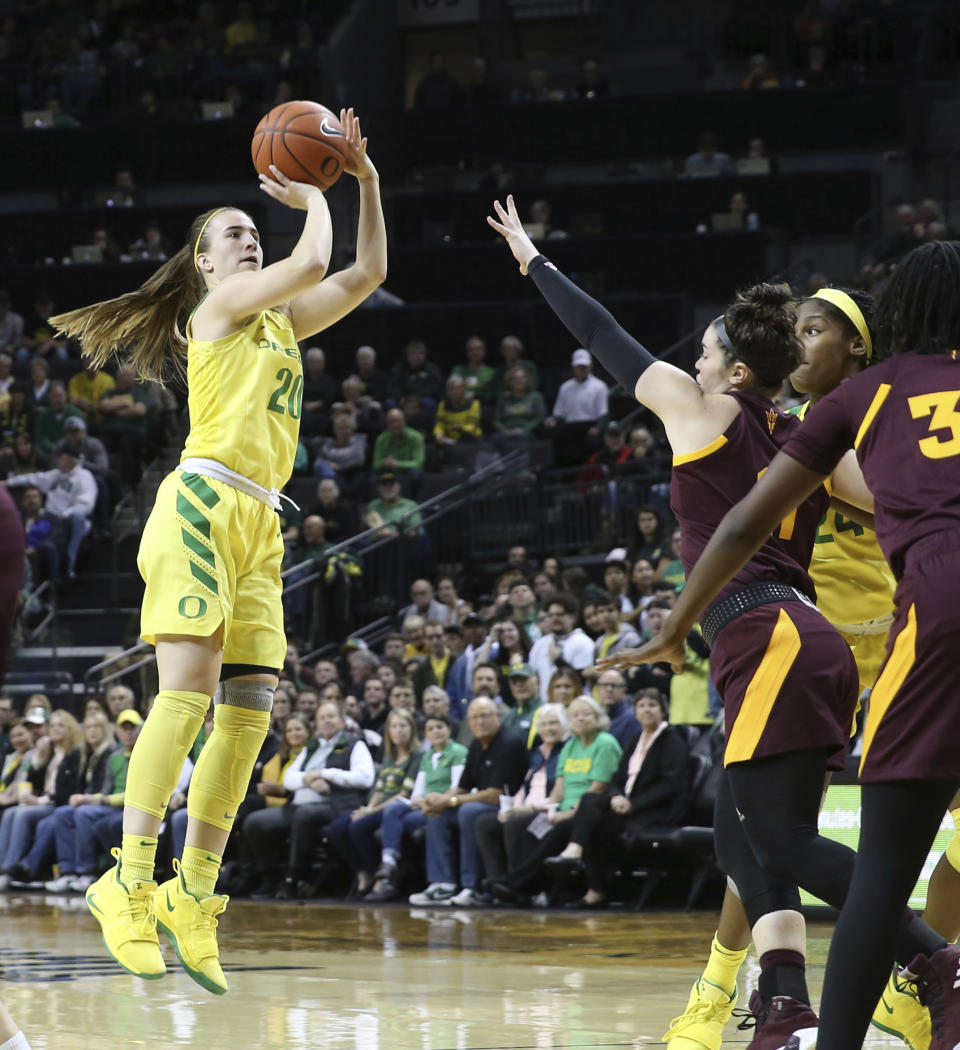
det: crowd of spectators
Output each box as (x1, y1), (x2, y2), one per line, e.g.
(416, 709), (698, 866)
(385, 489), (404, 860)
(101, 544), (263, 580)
(0, 531), (721, 906)
(1, 316), (172, 583)
(1, 1), (351, 125)
(269, 329), (678, 646)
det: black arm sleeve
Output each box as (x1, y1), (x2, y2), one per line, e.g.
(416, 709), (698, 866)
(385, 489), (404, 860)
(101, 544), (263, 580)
(528, 255), (658, 392)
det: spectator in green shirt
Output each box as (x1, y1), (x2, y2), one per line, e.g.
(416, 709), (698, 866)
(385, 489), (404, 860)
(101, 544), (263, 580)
(489, 694), (622, 902)
(373, 408), (425, 486)
(364, 472), (423, 537)
(494, 365), (547, 442)
(493, 334), (539, 395)
(500, 664), (544, 747)
(451, 335), (497, 404)
(34, 381), (85, 454)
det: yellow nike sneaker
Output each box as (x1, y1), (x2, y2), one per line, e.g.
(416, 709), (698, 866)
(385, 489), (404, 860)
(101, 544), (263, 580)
(152, 859), (229, 995)
(871, 965), (931, 1050)
(663, 978), (738, 1050)
(85, 847), (165, 980)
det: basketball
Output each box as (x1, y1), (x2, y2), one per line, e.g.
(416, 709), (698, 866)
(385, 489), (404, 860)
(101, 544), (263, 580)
(251, 100), (347, 191)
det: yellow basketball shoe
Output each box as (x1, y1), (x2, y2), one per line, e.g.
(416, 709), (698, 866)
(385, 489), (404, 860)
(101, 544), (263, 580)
(85, 847), (165, 980)
(663, 978), (738, 1050)
(871, 966), (931, 1050)
(152, 859), (229, 995)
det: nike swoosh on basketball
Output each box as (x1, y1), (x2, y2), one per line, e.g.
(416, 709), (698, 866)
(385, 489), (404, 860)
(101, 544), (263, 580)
(165, 889), (175, 912)
(88, 893), (103, 915)
(320, 118), (344, 138)
(879, 992), (895, 1015)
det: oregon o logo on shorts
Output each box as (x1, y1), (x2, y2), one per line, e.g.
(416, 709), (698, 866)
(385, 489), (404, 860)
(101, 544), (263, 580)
(178, 595), (208, 619)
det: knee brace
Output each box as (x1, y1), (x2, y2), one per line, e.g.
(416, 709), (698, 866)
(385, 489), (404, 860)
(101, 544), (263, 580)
(187, 681), (274, 831)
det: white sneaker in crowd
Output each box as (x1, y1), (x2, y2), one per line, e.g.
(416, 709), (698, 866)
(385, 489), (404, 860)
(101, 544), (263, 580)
(408, 883), (456, 906)
(44, 874), (77, 893)
(69, 874), (96, 892)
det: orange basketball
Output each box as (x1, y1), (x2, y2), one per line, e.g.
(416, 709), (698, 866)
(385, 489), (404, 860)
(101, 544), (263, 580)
(251, 101), (347, 191)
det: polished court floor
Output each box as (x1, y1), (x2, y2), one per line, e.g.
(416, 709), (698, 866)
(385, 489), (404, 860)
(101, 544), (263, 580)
(2, 893), (902, 1049)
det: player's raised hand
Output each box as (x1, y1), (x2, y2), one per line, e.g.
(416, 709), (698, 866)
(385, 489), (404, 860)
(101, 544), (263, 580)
(258, 164), (324, 209)
(341, 108), (377, 181)
(487, 195), (540, 275)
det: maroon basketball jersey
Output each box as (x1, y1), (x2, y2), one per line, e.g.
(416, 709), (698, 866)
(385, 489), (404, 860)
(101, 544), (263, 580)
(671, 389), (828, 604)
(782, 351), (960, 580)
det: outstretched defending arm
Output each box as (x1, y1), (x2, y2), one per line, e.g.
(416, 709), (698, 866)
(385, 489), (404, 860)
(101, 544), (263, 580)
(526, 255), (656, 391)
(487, 196), (709, 436)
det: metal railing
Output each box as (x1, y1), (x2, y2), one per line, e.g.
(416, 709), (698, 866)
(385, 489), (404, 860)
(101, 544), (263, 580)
(82, 641), (157, 693)
(281, 449), (531, 647)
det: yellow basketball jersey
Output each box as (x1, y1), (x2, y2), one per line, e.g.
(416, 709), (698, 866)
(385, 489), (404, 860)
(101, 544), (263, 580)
(791, 400), (895, 627)
(181, 308), (302, 491)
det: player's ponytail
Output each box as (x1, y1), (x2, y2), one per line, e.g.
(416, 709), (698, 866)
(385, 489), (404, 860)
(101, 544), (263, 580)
(48, 207), (229, 382)
(719, 282), (800, 393)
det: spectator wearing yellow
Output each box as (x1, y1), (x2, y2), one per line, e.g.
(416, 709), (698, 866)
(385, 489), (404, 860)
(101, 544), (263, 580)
(433, 375), (482, 444)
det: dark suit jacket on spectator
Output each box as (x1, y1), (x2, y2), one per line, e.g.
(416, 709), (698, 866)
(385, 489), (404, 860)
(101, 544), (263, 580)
(613, 725), (689, 830)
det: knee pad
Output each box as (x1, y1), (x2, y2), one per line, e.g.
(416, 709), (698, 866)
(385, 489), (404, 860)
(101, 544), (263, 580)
(187, 700), (271, 831)
(125, 689), (209, 821)
(946, 809), (960, 874)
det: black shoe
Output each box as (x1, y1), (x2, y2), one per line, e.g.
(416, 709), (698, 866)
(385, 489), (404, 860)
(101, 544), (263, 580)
(366, 879), (399, 902)
(274, 878), (297, 900)
(563, 895), (608, 910)
(8, 863), (35, 884)
(374, 861), (397, 880)
(250, 879), (278, 900)
(491, 881), (531, 907)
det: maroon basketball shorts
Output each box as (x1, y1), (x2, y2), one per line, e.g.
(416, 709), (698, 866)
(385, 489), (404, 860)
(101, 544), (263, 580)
(710, 599), (859, 770)
(859, 540), (960, 783)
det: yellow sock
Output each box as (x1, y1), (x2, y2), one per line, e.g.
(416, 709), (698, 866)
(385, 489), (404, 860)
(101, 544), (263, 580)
(702, 934), (749, 996)
(180, 846), (222, 898)
(124, 690), (210, 819)
(120, 833), (158, 885)
(187, 703), (271, 832)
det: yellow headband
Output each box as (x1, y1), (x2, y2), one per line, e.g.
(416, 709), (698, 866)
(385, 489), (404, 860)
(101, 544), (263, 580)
(193, 208), (226, 271)
(810, 288), (873, 362)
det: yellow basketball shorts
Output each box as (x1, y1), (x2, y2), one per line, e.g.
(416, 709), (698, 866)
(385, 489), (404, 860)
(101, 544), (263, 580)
(138, 470), (286, 668)
(839, 627), (889, 697)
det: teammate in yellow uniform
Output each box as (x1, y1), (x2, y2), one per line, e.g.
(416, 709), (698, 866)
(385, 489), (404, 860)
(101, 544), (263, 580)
(665, 288), (960, 1050)
(792, 396), (895, 696)
(50, 109), (386, 994)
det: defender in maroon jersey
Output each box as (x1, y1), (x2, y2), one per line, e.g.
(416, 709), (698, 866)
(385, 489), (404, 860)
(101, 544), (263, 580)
(629, 241), (960, 1050)
(487, 194), (875, 1048)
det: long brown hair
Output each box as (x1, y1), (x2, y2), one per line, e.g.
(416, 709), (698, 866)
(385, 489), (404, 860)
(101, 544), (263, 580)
(48, 206), (239, 382)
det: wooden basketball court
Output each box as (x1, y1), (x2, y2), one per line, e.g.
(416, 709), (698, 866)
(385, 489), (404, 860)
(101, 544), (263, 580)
(2, 895), (900, 1048)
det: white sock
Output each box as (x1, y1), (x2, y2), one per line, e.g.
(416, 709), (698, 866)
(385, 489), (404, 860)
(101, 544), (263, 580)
(0, 1030), (32, 1050)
